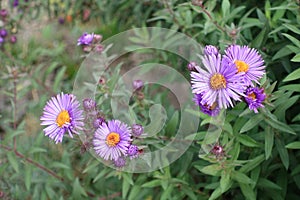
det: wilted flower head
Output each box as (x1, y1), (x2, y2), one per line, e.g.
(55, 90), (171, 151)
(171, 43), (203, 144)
(191, 51), (245, 108)
(77, 32), (94, 46)
(132, 124), (144, 137)
(210, 144), (225, 157)
(40, 93), (84, 143)
(133, 80), (144, 91)
(223, 45), (265, 86)
(93, 34), (102, 42)
(83, 98), (96, 111)
(187, 61), (198, 72)
(93, 120), (131, 160)
(93, 117), (105, 129)
(10, 35), (17, 43)
(244, 87), (266, 113)
(193, 93), (220, 116)
(58, 17), (65, 24)
(204, 45), (218, 56)
(114, 156), (126, 168)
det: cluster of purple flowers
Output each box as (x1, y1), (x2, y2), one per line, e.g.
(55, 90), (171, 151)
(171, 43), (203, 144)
(0, 9), (17, 45)
(40, 80), (146, 168)
(189, 44), (266, 116)
(77, 32), (103, 53)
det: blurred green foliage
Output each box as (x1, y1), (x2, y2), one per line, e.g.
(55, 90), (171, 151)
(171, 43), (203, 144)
(1, 0), (300, 199)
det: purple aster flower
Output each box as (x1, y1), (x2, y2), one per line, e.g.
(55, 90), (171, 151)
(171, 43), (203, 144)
(13, 0), (19, 7)
(93, 117), (105, 129)
(0, 29), (7, 37)
(193, 93), (220, 116)
(127, 144), (139, 159)
(223, 45), (265, 86)
(244, 87), (266, 113)
(40, 93), (84, 144)
(114, 156), (126, 168)
(93, 120), (131, 160)
(0, 37), (4, 44)
(191, 52), (245, 108)
(83, 98), (96, 111)
(77, 32), (94, 46)
(204, 45), (218, 56)
(132, 124), (144, 137)
(133, 80), (144, 91)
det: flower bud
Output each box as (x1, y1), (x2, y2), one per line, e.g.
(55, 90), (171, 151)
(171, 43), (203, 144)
(204, 45), (219, 56)
(132, 124), (144, 137)
(133, 80), (144, 91)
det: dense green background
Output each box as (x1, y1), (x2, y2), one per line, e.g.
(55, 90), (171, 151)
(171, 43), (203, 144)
(0, 0), (300, 199)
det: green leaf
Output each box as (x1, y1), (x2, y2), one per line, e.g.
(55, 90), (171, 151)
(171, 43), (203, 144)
(221, 0), (230, 17)
(237, 134), (260, 147)
(291, 53), (300, 62)
(181, 186), (198, 200)
(122, 176), (130, 199)
(240, 155), (265, 173)
(252, 27), (267, 48)
(7, 152), (19, 173)
(53, 66), (66, 92)
(25, 164), (32, 191)
(240, 114), (263, 133)
(274, 95), (299, 121)
(209, 187), (222, 200)
(283, 68), (300, 82)
(72, 177), (88, 199)
(93, 168), (109, 183)
(196, 164), (222, 176)
(28, 147), (47, 154)
(272, 46), (293, 60)
(280, 84), (300, 92)
(239, 183), (256, 200)
(285, 141), (300, 149)
(265, 126), (274, 159)
(141, 180), (161, 188)
(264, 118), (296, 135)
(282, 33), (300, 48)
(123, 173), (134, 185)
(202, 128), (222, 145)
(231, 171), (254, 185)
(128, 185), (141, 200)
(161, 185), (173, 200)
(275, 138), (289, 170)
(257, 178), (282, 190)
(50, 162), (70, 170)
(165, 111), (179, 135)
(265, 0), (271, 19)
(283, 24), (300, 35)
(220, 170), (232, 193)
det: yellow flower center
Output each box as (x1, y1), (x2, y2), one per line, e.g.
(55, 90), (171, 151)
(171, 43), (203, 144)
(106, 132), (120, 147)
(210, 73), (226, 90)
(56, 110), (70, 127)
(248, 92), (256, 100)
(235, 60), (249, 73)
